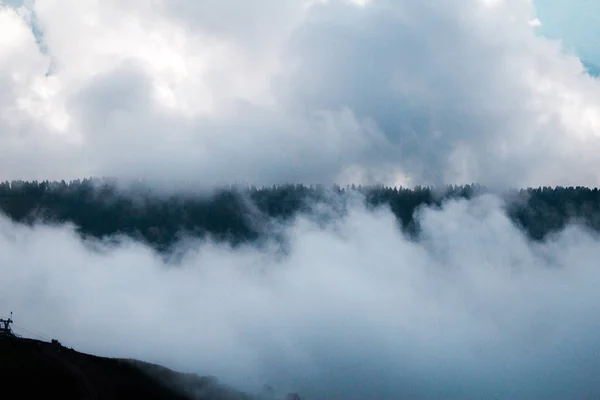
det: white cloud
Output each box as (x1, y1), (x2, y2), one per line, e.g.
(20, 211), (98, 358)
(3, 2), (600, 398)
(2, 194), (600, 398)
(0, 0), (599, 186)
(534, 0), (600, 65)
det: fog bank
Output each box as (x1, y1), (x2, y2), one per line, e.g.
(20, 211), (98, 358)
(1, 193), (599, 399)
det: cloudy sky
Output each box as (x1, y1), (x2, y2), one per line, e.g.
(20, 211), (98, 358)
(1, 0), (599, 188)
(534, 0), (600, 66)
(2, 2), (600, 399)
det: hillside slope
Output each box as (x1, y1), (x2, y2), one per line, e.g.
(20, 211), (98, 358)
(0, 336), (252, 400)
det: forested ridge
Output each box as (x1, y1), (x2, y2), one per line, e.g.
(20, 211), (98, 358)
(1, 178), (600, 252)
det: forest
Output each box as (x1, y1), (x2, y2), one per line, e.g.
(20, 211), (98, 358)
(1, 178), (599, 253)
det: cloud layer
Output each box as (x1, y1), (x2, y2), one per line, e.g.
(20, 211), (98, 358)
(534, 0), (600, 66)
(2, 2), (600, 398)
(0, 0), (599, 187)
(2, 194), (600, 399)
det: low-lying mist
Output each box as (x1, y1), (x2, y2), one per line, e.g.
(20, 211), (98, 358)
(1, 192), (599, 399)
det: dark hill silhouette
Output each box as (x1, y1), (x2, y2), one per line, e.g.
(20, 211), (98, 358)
(0, 336), (256, 400)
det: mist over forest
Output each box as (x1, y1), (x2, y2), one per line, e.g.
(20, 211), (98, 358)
(3, 0), (600, 398)
(3, 178), (600, 252)
(2, 179), (600, 399)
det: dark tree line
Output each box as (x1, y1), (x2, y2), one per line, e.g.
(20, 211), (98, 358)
(1, 178), (599, 252)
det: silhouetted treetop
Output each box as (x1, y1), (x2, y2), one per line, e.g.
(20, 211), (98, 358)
(1, 179), (598, 252)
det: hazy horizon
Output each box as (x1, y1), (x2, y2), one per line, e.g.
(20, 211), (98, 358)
(1, 0), (600, 399)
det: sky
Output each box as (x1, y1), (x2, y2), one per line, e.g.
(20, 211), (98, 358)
(2, 1), (600, 399)
(534, 0), (600, 69)
(0, 0), (599, 188)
